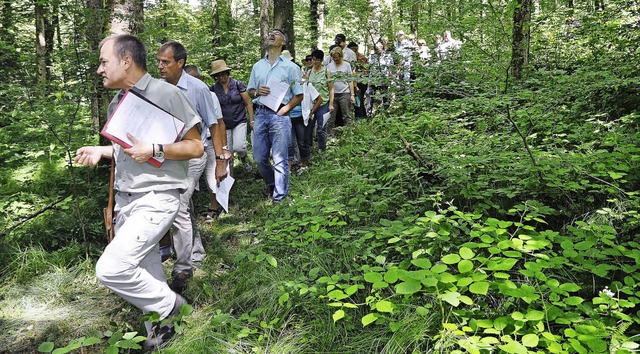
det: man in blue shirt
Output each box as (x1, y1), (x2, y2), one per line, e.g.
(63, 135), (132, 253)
(157, 41), (230, 293)
(247, 28), (303, 203)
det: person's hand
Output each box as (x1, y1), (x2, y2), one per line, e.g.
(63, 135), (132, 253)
(215, 160), (228, 183)
(249, 120), (254, 131)
(256, 85), (271, 97)
(123, 133), (152, 163)
(329, 104), (335, 112)
(350, 95), (356, 104)
(75, 146), (103, 167)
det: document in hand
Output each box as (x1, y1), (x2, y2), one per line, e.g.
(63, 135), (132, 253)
(101, 90), (185, 167)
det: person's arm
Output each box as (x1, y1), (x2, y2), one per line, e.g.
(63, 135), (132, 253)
(210, 119), (230, 182)
(328, 79), (335, 113)
(123, 126), (204, 163)
(240, 91), (255, 130)
(277, 94), (303, 116)
(75, 145), (113, 167)
(310, 95), (323, 117)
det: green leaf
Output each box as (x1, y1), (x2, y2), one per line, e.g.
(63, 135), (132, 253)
(458, 259), (474, 273)
(563, 296), (584, 305)
(328, 289), (349, 300)
(522, 333), (539, 347)
(411, 258), (432, 269)
(525, 310), (545, 321)
(333, 309), (345, 323)
(345, 284), (359, 296)
(499, 340), (528, 353)
(438, 291), (461, 306)
(431, 264), (448, 273)
(265, 254), (278, 268)
(38, 342), (55, 353)
(384, 268), (399, 283)
(442, 254), (461, 264)
(361, 313), (379, 326)
(279, 292), (290, 306)
(364, 272), (383, 283)
(81, 337), (101, 346)
(469, 281), (489, 295)
(416, 306), (429, 316)
(395, 281), (421, 295)
(459, 247), (475, 259)
(375, 300), (395, 313)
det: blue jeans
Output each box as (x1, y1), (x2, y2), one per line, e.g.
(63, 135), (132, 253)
(314, 102), (330, 150)
(289, 117), (310, 162)
(253, 108), (291, 202)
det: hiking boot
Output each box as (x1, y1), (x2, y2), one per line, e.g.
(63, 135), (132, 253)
(143, 293), (188, 350)
(169, 270), (192, 295)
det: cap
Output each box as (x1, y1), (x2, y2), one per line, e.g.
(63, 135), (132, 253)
(335, 33), (346, 43)
(396, 30), (405, 36)
(347, 41), (358, 49)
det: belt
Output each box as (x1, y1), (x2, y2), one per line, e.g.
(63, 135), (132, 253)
(254, 104), (286, 113)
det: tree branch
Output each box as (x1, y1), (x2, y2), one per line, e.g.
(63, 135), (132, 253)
(0, 195), (70, 239)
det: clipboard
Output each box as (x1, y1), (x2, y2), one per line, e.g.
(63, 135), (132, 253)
(100, 90), (185, 167)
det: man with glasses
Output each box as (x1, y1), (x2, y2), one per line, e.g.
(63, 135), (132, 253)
(156, 41), (229, 294)
(247, 29), (303, 203)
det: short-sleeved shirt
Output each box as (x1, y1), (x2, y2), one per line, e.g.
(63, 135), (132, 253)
(342, 46), (357, 64)
(308, 66), (329, 104)
(327, 61), (353, 94)
(108, 73), (202, 193)
(247, 55), (303, 106)
(212, 78), (248, 130)
(169, 70), (220, 142)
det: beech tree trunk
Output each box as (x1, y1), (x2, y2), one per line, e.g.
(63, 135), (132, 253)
(35, 4), (47, 83)
(510, 0), (532, 81)
(85, 0), (113, 141)
(259, 0), (270, 51)
(274, 0), (295, 58)
(110, 0), (143, 35)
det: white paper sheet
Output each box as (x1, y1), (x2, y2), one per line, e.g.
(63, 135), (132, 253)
(322, 112), (331, 128)
(101, 90), (185, 167)
(215, 166), (234, 213)
(259, 77), (289, 112)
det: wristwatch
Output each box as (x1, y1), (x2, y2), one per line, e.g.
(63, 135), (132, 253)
(154, 144), (165, 159)
(222, 145), (229, 151)
(216, 154), (227, 160)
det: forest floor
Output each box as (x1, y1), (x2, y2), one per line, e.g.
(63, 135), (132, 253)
(0, 165), (268, 353)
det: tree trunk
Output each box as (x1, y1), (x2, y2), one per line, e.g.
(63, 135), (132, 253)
(310, 0), (319, 50)
(1, 0), (17, 80)
(35, 4), (47, 84)
(274, 0), (295, 58)
(410, 0), (419, 34)
(368, 0), (381, 45)
(259, 0), (270, 52)
(110, 0), (143, 35)
(85, 0), (113, 141)
(510, 0), (532, 81)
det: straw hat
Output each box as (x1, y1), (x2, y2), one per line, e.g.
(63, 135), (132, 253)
(209, 59), (232, 76)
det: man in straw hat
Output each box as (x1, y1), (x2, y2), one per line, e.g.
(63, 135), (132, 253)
(247, 28), (303, 203)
